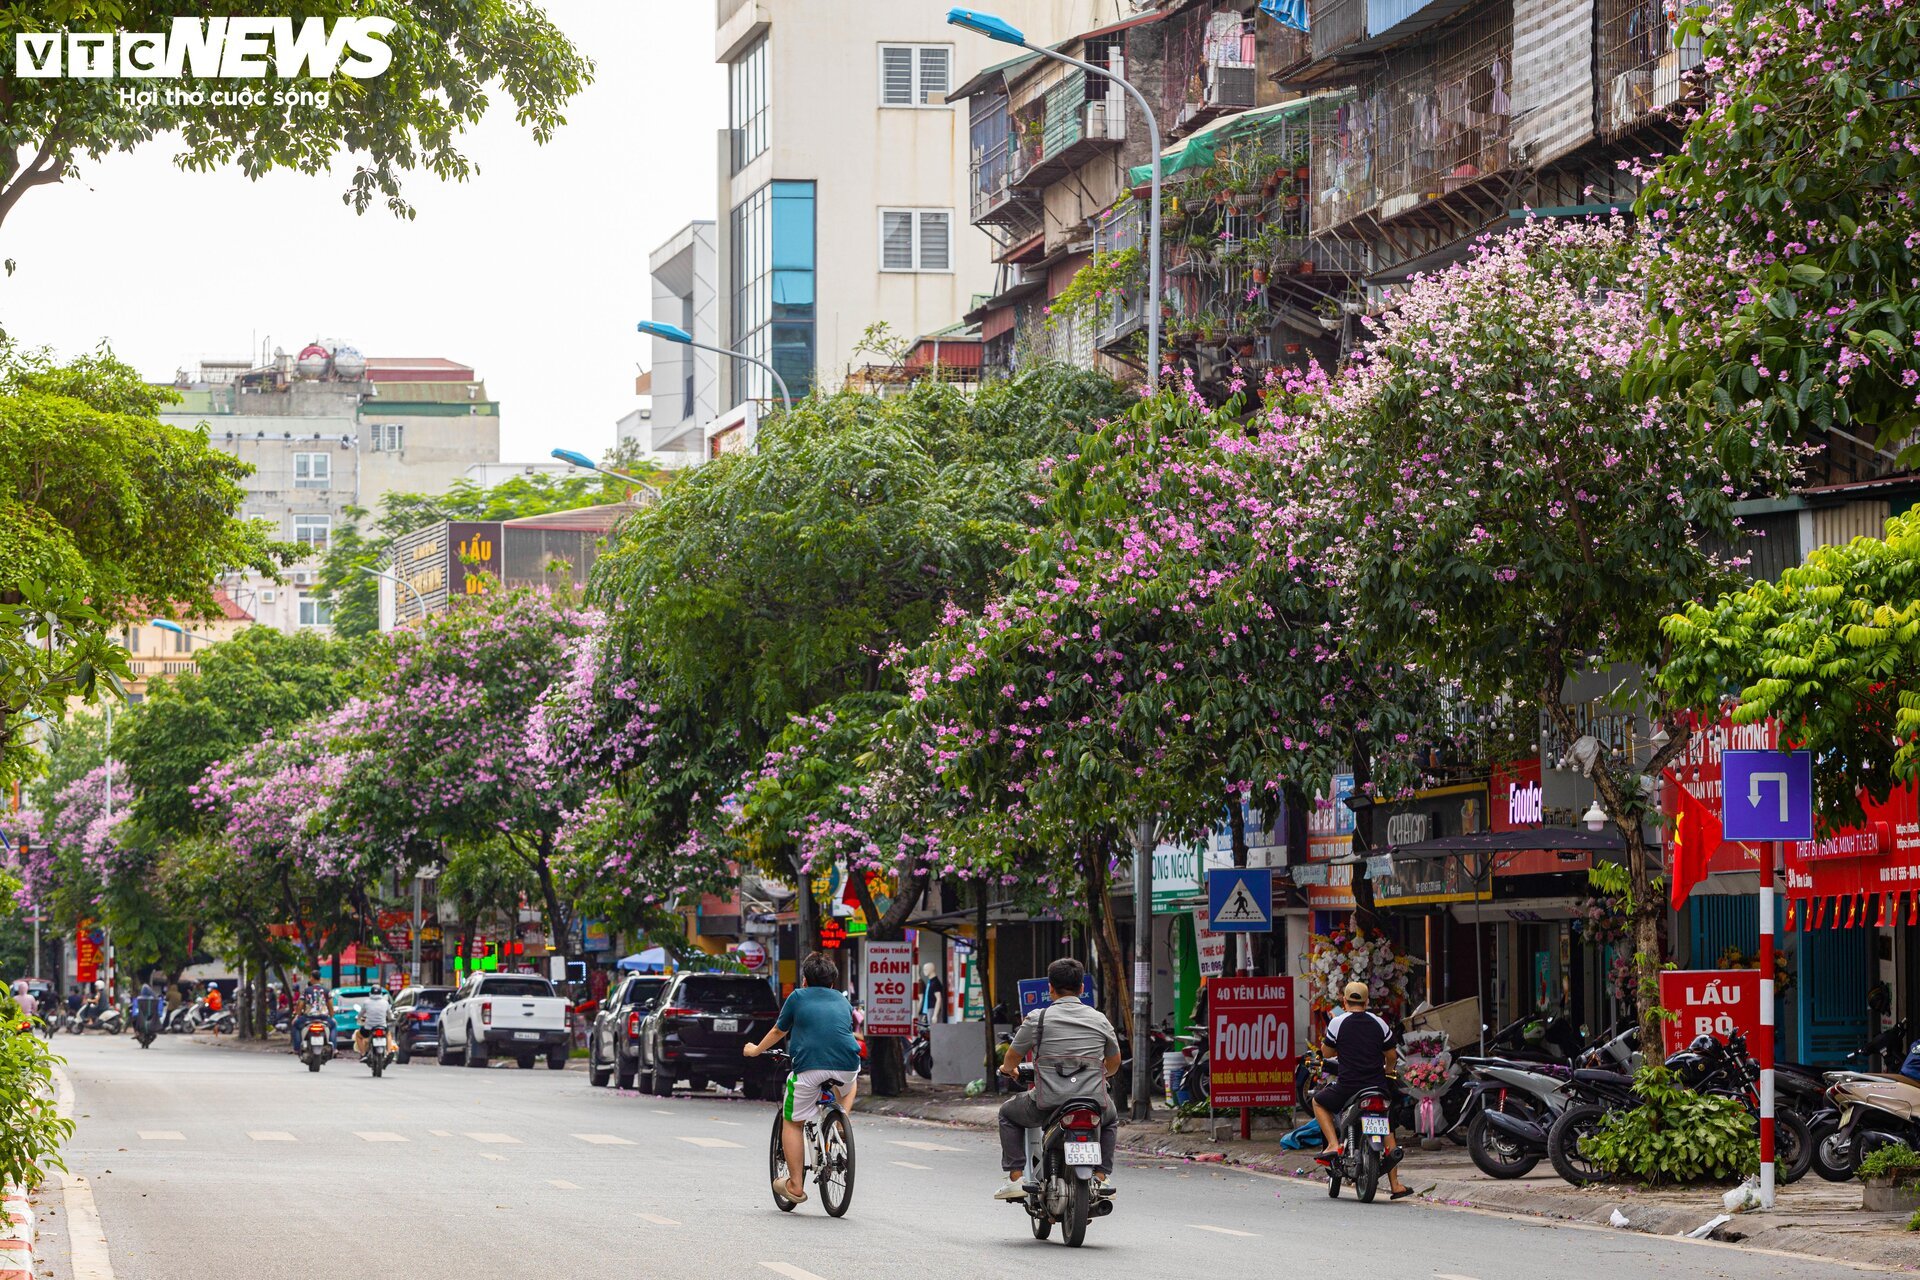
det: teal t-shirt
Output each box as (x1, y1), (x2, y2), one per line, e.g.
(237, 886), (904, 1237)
(775, 986), (862, 1073)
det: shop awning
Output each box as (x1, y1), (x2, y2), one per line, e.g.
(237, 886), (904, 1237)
(1390, 828), (1625, 860)
(1126, 92), (1343, 186)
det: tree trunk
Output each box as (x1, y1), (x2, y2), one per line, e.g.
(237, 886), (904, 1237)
(1128, 816), (1157, 1121)
(1347, 732), (1387, 933)
(531, 833), (570, 972)
(1090, 841), (1130, 1038)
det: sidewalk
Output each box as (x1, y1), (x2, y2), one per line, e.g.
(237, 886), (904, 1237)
(851, 1082), (1920, 1272)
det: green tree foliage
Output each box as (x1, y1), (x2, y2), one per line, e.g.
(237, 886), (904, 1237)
(119, 626), (360, 836)
(1660, 508), (1920, 827)
(0, 342), (293, 779)
(1635, 0), (1920, 458)
(0, 992), (73, 1188)
(0, 2), (594, 233)
(1579, 1066), (1758, 1185)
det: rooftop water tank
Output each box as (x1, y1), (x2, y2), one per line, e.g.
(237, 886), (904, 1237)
(295, 343), (330, 379)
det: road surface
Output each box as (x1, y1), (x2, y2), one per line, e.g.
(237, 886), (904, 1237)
(33, 1033), (1874, 1279)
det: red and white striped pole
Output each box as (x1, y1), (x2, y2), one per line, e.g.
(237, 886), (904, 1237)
(1757, 840), (1778, 1209)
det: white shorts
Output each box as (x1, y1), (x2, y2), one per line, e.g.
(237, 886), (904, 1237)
(783, 1069), (855, 1122)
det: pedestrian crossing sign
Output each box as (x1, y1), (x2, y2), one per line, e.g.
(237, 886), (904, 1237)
(1206, 868), (1273, 933)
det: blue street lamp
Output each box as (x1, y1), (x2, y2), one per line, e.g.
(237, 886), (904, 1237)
(549, 448), (664, 502)
(147, 618), (218, 646)
(948, 7), (1163, 389)
(636, 319), (794, 418)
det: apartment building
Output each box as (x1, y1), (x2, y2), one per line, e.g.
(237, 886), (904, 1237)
(646, 221), (722, 464)
(159, 345), (500, 633)
(707, 0), (1112, 451)
(115, 588), (253, 703)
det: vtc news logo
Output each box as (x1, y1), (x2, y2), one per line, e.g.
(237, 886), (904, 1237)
(12, 16), (395, 79)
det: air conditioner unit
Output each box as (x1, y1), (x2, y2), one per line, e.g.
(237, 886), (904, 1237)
(1206, 66), (1258, 109)
(291, 569), (317, 586)
(1084, 99), (1125, 142)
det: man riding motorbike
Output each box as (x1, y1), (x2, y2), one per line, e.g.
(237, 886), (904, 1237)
(744, 950), (863, 1206)
(993, 957), (1121, 1201)
(353, 985), (392, 1059)
(1313, 980), (1412, 1199)
(131, 982), (164, 1039)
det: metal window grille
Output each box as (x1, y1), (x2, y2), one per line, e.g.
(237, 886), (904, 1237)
(881, 44), (951, 106)
(1597, 0), (1701, 134)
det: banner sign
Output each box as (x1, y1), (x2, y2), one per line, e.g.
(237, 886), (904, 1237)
(863, 940), (914, 1037)
(1207, 976), (1296, 1107)
(1194, 908), (1228, 978)
(76, 919), (104, 985)
(1658, 969), (1761, 1056)
(1016, 975), (1098, 1018)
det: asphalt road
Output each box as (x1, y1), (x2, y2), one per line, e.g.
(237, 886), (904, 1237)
(33, 1033), (1879, 1280)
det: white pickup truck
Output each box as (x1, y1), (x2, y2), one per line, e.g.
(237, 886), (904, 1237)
(437, 972), (572, 1070)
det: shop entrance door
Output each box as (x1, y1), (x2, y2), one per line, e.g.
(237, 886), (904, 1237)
(1798, 925), (1871, 1064)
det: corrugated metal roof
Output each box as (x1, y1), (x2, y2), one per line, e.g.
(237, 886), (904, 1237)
(503, 502), (643, 533)
(368, 380), (489, 404)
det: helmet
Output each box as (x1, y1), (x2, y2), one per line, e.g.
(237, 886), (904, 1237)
(1688, 1033), (1716, 1055)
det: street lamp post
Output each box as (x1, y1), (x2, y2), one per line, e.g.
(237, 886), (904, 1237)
(147, 619), (219, 648)
(636, 320), (795, 418)
(356, 564), (430, 625)
(947, 7), (1162, 391)
(548, 448), (665, 503)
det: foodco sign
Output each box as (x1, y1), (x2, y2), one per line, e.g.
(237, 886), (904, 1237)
(1206, 976), (1296, 1108)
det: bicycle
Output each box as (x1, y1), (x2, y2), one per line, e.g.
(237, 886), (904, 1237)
(765, 1050), (856, 1218)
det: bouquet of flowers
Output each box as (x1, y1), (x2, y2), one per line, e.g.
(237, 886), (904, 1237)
(1306, 926), (1414, 1016)
(1395, 1027), (1455, 1139)
(1400, 1060), (1450, 1091)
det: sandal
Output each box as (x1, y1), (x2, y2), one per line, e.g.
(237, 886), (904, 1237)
(1390, 1186), (1414, 1200)
(774, 1178), (807, 1204)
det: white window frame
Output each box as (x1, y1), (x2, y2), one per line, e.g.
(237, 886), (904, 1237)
(369, 422), (404, 452)
(877, 208), (954, 273)
(292, 513), (331, 551)
(297, 597), (334, 628)
(293, 451), (331, 488)
(878, 43), (952, 108)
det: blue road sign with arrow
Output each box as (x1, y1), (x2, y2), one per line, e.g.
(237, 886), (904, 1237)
(1721, 749), (1814, 842)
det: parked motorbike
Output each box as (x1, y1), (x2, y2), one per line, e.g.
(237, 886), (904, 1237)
(1674, 1030), (1813, 1183)
(908, 1017), (933, 1081)
(1004, 1064), (1115, 1247)
(1819, 1069), (1920, 1179)
(362, 1025), (391, 1078)
(1460, 1057), (1573, 1179)
(1323, 1085), (1399, 1202)
(299, 1017), (335, 1072)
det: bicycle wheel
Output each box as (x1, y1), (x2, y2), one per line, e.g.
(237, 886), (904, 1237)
(769, 1108), (796, 1212)
(816, 1108), (856, 1218)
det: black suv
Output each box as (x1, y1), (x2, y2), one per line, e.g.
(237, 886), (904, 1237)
(587, 974), (666, 1089)
(637, 972), (780, 1098)
(390, 986), (453, 1064)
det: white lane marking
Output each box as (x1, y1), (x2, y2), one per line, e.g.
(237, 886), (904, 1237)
(650, 1109), (673, 1115)
(1190, 1224), (1259, 1237)
(891, 1161), (932, 1171)
(759, 1264), (828, 1280)
(248, 1131), (296, 1142)
(549, 1179), (581, 1190)
(137, 1131), (184, 1141)
(479, 1153), (507, 1162)
(573, 1133), (635, 1145)
(888, 1140), (962, 1152)
(1434, 1275), (1483, 1280)
(710, 1119), (742, 1126)
(61, 1172), (116, 1280)
(676, 1136), (744, 1149)
(465, 1132), (522, 1144)
(639, 1213), (680, 1226)
(429, 1129), (453, 1137)
(355, 1131), (407, 1143)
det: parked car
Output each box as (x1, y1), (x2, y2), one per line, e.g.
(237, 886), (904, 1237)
(438, 972), (571, 1070)
(329, 986), (373, 1050)
(391, 985), (454, 1064)
(588, 974), (667, 1089)
(636, 972), (780, 1098)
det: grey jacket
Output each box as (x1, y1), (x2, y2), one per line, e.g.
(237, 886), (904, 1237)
(1010, 996), (1119, 1107)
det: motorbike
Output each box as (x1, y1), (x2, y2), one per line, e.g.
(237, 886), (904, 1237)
(1323, 1085), (1399, 1202)
(1004, 1063), (1115, 1248)
(299, 1016), (335, 1072)
(908, 1016), (933, 1081)
(362, 1025), (391, 1077)
(1819, 1069), (1920, 1179)
(1676, 1030), (1812, 1183)
(1459, 1057), (1573, 1178)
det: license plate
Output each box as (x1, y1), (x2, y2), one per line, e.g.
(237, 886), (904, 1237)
(513, 1031), (539, 1041)
(1361, 1116), (1391, 1135)
(714, 1018), (739, 1033)
(1064, 1141), (1101, 1166)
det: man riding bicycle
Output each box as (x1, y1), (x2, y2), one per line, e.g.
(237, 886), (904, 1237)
(744, 951), (861, 1205)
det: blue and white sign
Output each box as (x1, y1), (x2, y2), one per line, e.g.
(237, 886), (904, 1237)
(1017, 975), (1097, 1017)
(1206, 867), (1273, 933)
(1722, 749), (1814, 842)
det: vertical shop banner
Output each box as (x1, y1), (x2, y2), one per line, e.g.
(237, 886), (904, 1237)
(1207, 976), (1296, 1107)
(1193, 908), (1228, 978)
(1658, 969), (1762, 1056)
(863, 940), (915, 1036)
(76, 919), (103, 985)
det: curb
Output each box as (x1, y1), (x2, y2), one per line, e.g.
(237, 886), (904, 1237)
(0, 1185), (33, 1280)
(851, 1094), (1920, 1271)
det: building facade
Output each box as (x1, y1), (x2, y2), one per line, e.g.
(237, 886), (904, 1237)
(647, 220), (722, 463)
(159, 346), (501, 634)
(710, 0), (1113, 422)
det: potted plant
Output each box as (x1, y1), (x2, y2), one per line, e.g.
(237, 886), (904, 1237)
(1861, 1146), (1920, 1212)
(1250, 264), (1269, 285)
